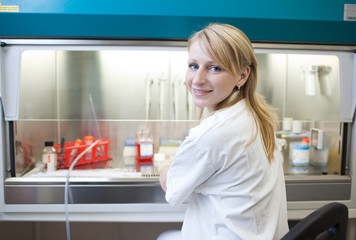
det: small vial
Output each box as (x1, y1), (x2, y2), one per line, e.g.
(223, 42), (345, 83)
(84, 136), (94, 160)
(135, 129), (154, 163)
(123, 138), (136, 170)
(42, 141), (57, 172)
(70, 139), (82, 162)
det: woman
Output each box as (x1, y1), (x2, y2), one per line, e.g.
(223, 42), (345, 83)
(159, 23), (288, 240)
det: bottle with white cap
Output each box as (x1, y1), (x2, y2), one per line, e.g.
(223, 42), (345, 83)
(42, 141), (57, 171)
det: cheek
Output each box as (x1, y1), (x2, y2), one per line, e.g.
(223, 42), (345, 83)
(216, 77), (237, 93)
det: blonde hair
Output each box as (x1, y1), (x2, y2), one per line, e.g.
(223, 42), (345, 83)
(188, 23), (277, 162)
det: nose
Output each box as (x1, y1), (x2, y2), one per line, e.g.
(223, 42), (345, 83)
(192, 69), (207, 85)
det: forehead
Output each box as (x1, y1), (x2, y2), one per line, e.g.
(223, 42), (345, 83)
(188, 41), (215, 62)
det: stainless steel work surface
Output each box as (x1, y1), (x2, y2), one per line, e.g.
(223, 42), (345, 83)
(4, 173), (351, 204)
(5, 169), (165, 204)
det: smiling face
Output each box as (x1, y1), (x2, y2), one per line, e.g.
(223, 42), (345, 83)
(186, 41), (240, 112)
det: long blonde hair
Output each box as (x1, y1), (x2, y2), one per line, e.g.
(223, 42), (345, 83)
(188, 23), (277, 162)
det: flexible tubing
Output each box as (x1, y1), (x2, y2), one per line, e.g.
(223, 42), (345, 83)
(65, 139), (101, 240)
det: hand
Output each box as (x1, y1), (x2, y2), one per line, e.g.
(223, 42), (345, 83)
(159, 164), (171, 192)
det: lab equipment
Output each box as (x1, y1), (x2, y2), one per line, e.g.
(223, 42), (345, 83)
(1, 40), (354, 213)
(310, 128), (326, 149)
(159, 75), (167, 120)
(54, 138), (113, 169)
(292, 120), (302, 134)
(84, 136), (94, 160)
(59, 136), (65, 166)
(318, 65), (332, 96)
(173, 78), (181, 120)
(302, 65), (318, 96)
(291, 137), (310, 169)
(310, 146), (329, 171)
(65, 139), (102, 240)
(42, 141), (57, 172)
(283, 117), (293, 131)
(135, 128), (154, 172)
(123, 138), (136, 170)
(145, 75), (154, 120)
(69, 139), (82, 162)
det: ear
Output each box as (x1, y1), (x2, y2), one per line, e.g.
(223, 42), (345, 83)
(237, 66), (251, 88)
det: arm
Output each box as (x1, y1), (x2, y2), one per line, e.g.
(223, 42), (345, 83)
(159, 164), (171, 192)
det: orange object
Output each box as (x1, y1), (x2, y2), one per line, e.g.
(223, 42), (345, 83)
(84, 136), (94, 142)
(54, 138), (112, 169)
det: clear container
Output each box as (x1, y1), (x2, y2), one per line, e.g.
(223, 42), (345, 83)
(69, 139), (82, 162)
(42, 141), (57, 172)
(153, 153), (166, 174)
(291, 137), (310, 168)
(84, 136), (94, 160)
(310, 146), (329, 170)
(135, 129), (154, 163)
(135, 129), (154, 173)
(123, 138), (136, 170)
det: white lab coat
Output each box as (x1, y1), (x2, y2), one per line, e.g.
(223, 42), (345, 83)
(165, 99), (289, 240)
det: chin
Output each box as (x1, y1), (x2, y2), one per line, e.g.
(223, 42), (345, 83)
(193, 100), (206, 109)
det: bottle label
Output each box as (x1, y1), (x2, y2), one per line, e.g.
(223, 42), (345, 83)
(140, 143), (153, 157)
(292, 146), (310, 165)
(43, 153), (57, 171)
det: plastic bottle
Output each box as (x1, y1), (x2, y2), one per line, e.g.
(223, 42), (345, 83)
(84, 136), (94, 160)
(42, 141), (57, 172)
(69, 139), (82, 162)
(276, 134), (287, 172)
(291, 137), (310, 170)
(310, 146), (329, 172)
(135, 129), (154, 172)
(123, 138), (136, 170)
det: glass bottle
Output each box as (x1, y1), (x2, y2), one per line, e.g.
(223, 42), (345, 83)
(135, 128), (154, 173)
(135, 129), (154, 163)
(42, 141), (57, 172)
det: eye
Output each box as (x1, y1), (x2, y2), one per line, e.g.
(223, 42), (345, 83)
(188, 63), (199, 70)
(210, 65), (222, 72)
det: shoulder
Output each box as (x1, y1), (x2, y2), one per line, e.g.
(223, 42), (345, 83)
(195, 101), (256, 151)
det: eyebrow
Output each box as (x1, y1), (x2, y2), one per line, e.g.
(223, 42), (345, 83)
(187, 59), (218, 65)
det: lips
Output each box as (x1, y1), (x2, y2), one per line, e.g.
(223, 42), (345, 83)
(192, 88), (213, 97)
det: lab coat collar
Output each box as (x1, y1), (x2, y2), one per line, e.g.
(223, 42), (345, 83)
(213, 99), (247, 121)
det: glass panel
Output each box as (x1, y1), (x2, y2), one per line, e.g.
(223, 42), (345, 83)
(256, 53), (341, 175)
(256, 53), (340, 121)
(16, 48), (342, 177)
(17, 47), (193, 177)
(20, 49), (189, 121)
(286, 54), (340, 121)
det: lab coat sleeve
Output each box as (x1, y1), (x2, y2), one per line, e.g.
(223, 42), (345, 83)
(165, 137), (215, 207)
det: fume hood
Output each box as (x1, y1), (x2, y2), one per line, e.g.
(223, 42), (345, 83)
(0, 39), (355, 220)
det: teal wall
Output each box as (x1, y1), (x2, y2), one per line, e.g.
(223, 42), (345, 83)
(1, 0), (355, 21)
(0, 0), (356, 43)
